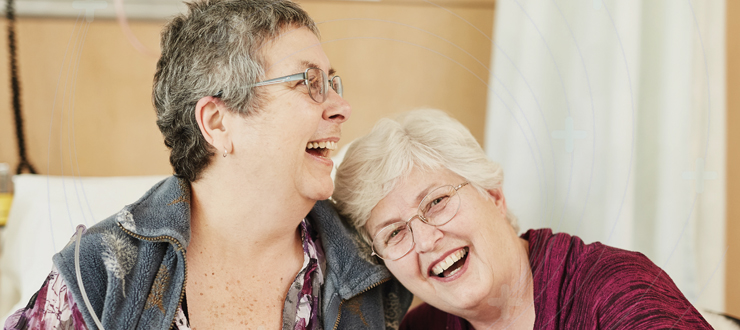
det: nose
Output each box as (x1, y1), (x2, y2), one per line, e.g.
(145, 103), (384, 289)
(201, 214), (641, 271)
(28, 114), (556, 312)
(410, 218), (443, 254)
(322, 88), (351, 123)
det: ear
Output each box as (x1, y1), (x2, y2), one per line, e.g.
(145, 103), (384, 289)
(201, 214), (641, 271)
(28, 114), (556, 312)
(194, 96), (232, 154)
(486, 187), (507, 215)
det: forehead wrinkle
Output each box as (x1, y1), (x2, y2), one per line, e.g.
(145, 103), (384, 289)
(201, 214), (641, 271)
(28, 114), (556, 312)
(411, 179), (444, 212)
(261, 39), (323, 74)
(369, 193), (412, 238)
(370, 181), (437, 236)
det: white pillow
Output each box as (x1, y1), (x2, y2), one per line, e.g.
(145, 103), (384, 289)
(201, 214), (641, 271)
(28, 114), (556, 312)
(0, 174), (168, 321)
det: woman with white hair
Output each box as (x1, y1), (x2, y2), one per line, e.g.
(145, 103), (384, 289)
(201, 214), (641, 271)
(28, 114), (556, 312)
(333, 109), (711, 329)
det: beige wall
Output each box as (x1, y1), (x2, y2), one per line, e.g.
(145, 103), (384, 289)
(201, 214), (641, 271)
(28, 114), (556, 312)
(301, 1), (494, 146)
(726, 0), (739, 319)
(0, 17), (168, 176)
(0, 1), (494, 177)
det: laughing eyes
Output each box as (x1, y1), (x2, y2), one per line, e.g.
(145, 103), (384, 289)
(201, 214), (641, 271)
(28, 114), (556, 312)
(386, 195), (450, 244)
(386, 226), (410, 245)
(430, 197), (445, 207)
(307, 74), (321, 91)
(423, 195), (451, 217)
(293, 75), (321, 95)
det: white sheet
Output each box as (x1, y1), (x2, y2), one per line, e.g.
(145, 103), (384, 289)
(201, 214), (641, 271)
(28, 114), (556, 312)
(0, 174), (167, 321)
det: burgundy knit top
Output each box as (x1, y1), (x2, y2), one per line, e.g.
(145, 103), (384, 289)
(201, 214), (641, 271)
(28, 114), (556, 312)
(400, 228), (712, 329)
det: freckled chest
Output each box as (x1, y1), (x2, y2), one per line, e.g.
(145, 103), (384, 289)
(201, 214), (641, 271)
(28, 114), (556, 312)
(185, 257), (301, 329)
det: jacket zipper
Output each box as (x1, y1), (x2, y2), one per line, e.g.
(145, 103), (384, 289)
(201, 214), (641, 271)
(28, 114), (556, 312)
(116, 222), (188, 330)
(331, 277), (390, 330)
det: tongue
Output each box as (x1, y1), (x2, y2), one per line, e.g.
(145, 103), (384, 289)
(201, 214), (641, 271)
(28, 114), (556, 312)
(306, 148), (324, 157)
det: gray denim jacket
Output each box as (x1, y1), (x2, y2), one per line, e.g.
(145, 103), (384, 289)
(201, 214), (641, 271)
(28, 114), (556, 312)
(53, 176), (412, 329)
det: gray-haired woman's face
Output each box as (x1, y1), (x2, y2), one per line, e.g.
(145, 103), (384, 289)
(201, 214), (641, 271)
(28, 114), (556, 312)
(365, 167), (525, 319)
(227, 26), (351, 202)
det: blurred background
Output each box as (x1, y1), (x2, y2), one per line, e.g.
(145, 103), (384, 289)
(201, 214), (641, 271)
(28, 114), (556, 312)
(0, 0), (736, 320)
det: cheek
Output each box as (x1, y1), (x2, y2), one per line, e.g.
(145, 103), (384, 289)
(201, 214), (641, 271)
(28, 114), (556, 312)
(386, 259), (422, 284)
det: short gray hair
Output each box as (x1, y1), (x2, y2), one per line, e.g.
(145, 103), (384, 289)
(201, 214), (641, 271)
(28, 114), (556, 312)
(153, 0), (319, 182)
(333, 109), (518, 244)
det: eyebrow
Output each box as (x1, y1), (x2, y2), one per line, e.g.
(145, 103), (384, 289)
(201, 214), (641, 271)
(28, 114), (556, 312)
(369, 218), (402, 240)
(300, 60), (336, 76)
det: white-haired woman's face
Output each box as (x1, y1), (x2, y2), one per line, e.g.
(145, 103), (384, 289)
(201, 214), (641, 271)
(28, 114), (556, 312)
(365, 167), (528, 319)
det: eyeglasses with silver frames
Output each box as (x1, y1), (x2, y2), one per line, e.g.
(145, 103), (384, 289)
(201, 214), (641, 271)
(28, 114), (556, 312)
(371, 182), (469, 261)
(214, 67), (342, 104)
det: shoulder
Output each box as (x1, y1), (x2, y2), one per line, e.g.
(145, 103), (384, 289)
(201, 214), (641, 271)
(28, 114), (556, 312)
(537, 229), (711, 329)
(52, 207), (186, 329)
(53, 215), (137, 281)
(580, 246), (710, 328)
(53, 214), (143, 275)
(573, 240), (660, 289)
(524, 228), (664, 284)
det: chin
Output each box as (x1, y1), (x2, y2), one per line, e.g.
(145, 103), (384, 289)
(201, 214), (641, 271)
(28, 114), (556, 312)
(314, 190), (333, 201)
(303, 180), (334, 201)
(444, 294), (484, 312)
(435, 283), (491, 313)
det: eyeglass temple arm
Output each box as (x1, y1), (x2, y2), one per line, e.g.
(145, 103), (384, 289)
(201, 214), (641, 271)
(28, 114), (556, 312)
(455, 182), (470, 191)
(248, 72), (306, 87)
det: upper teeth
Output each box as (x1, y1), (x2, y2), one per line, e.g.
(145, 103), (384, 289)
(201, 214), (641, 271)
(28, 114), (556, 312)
(431, 247), (468, 276)
(306, 141), (337, 150)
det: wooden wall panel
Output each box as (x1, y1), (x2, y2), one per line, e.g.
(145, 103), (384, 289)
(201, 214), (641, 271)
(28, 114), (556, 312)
(0, 2), (494, 178)
(301, 1), (494, 147)
(0, 17), (169, 177)
(727, 0), (739, 318)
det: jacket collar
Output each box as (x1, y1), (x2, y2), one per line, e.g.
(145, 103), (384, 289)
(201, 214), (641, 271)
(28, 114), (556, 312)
(309, 200), (392, 300)
(117, 176), (390, 299)
(116, 176), (192, 248)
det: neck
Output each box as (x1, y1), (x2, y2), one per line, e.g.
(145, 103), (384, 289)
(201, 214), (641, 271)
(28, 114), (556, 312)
(188, 167), (315, 260)
(468, 238), (535, 330)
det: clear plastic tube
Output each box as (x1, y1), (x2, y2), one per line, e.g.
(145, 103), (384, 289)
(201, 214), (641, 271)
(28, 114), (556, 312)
(74, 225), (106, 330)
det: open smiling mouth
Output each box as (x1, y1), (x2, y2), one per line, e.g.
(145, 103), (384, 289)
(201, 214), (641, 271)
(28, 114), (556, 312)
(306, 141), (337, 158)
(431, 247), (469, 278)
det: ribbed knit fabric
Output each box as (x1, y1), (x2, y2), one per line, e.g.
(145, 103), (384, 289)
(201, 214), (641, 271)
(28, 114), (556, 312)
(400, 228), (713, 330)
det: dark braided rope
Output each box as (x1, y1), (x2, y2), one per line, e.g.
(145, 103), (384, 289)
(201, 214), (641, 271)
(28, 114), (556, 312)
(6, 0), (37, 174)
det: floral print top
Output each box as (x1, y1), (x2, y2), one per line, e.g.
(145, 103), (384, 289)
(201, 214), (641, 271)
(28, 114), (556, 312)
(4, 218), (325, 330)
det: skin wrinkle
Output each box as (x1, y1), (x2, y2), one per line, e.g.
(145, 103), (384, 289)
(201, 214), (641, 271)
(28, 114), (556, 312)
(368, 182), (437, 244)
(367, 168), (535, 329)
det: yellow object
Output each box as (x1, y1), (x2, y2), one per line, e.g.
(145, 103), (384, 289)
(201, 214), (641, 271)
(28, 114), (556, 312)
(0, 193), (12, 226)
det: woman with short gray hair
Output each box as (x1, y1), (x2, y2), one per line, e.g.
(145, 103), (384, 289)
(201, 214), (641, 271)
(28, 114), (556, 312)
(4, 1), (411, 329)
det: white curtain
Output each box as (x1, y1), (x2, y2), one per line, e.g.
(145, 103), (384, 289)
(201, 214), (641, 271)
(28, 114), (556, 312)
(485, 0), (726, 312)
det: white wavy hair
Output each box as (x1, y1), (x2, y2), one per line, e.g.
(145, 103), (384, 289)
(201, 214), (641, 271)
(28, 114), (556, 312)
(333, 109), (518, 244)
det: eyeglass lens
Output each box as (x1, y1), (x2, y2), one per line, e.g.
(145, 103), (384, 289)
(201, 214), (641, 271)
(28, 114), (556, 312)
(306, 68), (342, 103)
(373, 185), (461, 260)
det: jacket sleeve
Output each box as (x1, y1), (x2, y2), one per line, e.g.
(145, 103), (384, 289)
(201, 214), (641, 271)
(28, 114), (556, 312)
(3, 266), (88, 330)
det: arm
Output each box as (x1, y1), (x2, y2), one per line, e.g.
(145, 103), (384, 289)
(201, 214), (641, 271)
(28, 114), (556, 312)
(589, 250), (712, 329)
(3, 266), (88, 330)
